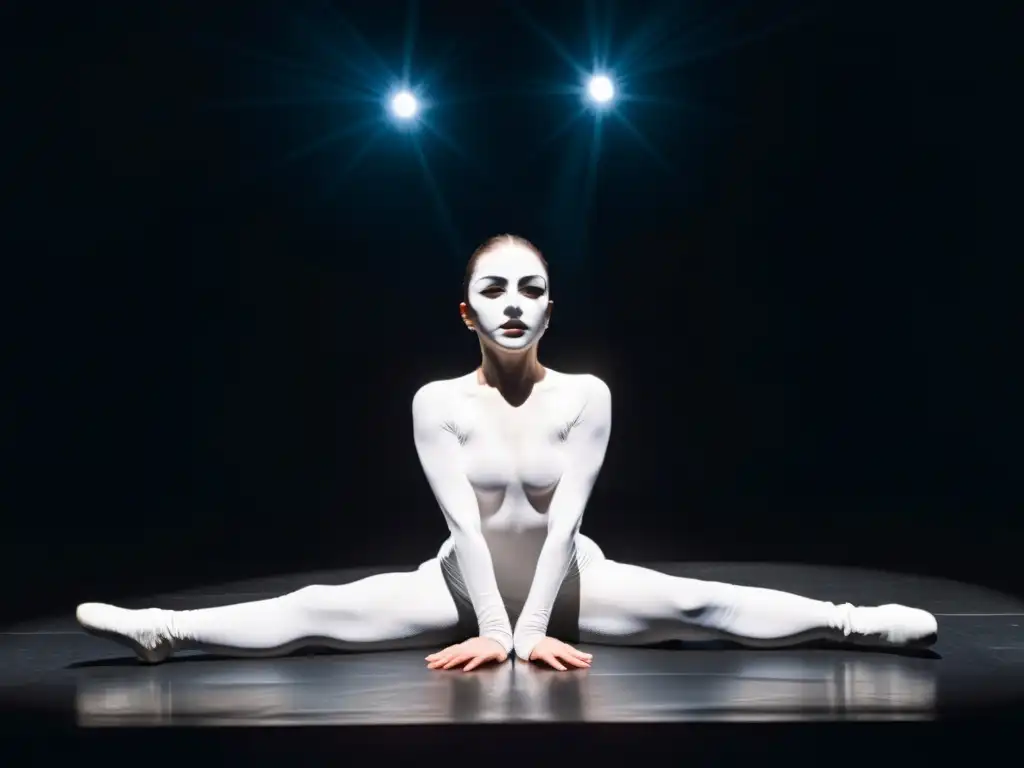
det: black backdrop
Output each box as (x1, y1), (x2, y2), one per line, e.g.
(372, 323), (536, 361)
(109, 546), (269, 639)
(5, 0), (1018, 623)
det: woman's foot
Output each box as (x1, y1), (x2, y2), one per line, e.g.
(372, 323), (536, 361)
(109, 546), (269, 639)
(76, 603), (176, 663)
(835, 604), (938, 649)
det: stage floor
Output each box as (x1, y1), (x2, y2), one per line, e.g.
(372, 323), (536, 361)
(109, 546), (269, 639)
(2, 562), (1023, 728)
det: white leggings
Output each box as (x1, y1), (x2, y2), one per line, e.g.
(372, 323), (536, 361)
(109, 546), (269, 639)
(166, 554), (848, 656)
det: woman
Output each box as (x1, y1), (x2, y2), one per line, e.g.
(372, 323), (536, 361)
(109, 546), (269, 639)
(77, 235), (938, 672)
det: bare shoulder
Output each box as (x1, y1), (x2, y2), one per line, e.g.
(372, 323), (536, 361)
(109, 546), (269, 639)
(546, 369), (611, 403)
(547, 372), (612, 440)
(411, 373), (474, 420)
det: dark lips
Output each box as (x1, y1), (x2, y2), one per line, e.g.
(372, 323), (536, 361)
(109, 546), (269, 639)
(500, 320), (527, 330)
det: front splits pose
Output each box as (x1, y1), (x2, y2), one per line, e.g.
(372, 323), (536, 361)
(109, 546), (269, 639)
(78, 235), (938, 671)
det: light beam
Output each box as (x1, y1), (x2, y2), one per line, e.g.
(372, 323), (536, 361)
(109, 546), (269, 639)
(390, 89), (419, 120)
(586, 74), (615, 106)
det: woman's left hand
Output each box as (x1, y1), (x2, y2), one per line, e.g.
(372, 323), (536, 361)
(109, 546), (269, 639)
(528, 637), (592, 671)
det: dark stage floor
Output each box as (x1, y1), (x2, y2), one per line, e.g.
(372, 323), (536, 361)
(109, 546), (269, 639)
(3, 562), (1023, 761)
(3, 561), (1023, 726)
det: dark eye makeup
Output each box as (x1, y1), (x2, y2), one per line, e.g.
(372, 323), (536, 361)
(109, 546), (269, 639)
(479, 286), (546, 298)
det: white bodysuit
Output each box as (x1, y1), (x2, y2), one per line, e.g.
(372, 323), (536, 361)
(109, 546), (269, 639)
(76, 239), (936, 661)
(76, 369), (938, 663)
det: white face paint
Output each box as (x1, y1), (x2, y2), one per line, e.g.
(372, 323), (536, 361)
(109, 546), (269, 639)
(467, 243), (550, 351)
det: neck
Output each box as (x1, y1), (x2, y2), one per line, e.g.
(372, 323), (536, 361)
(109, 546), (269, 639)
(478, 344), (544, 403)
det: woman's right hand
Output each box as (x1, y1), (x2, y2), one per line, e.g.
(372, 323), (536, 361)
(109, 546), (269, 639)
(426, 637), (509, 672)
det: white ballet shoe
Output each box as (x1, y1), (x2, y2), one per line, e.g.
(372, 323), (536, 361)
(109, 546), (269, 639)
(76, 602), (176, 663)
(835, 603), (938, 648)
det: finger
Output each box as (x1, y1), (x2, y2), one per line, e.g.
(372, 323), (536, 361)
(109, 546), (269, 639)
(559, 652), (590, 669)
(554, 642), (590, 659)
(462, 654), (496, 672)
(569, 648), (593, 662)
(443, 653), (472, 670)
(427, 652), (456, 669)
(540, 653), (567, 671)
(425, 645), (459, 661)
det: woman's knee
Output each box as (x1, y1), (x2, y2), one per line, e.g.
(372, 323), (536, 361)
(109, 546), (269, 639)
(288, 573), (457, 632)
(286, 584), (351, 614)
(289, 584), (331, 599)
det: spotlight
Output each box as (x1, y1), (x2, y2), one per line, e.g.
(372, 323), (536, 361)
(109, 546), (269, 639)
(586, 74), (615, 107)
(389, 90), (419, 120)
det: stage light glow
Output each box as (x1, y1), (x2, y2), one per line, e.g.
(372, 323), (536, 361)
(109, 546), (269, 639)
(390, 90), (419, 120)
(587, 74), (615, 106)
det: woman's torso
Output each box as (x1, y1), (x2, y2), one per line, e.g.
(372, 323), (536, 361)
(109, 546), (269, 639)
(431, 369), (604, 609)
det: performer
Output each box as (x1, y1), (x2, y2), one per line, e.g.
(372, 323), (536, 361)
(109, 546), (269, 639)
(77, 235), (937, 671)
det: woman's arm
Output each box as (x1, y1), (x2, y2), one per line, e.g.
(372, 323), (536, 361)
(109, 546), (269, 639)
(512, 375), (612, 660)
(412, 382), (514, 653)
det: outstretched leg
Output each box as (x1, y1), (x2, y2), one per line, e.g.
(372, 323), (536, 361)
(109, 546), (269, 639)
(77, 558), (464, 662)
(578, 559), (937, 649)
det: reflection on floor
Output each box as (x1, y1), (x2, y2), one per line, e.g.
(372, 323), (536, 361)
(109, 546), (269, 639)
(71, 646), (944, 726)
(3, 562), (1023, 726)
